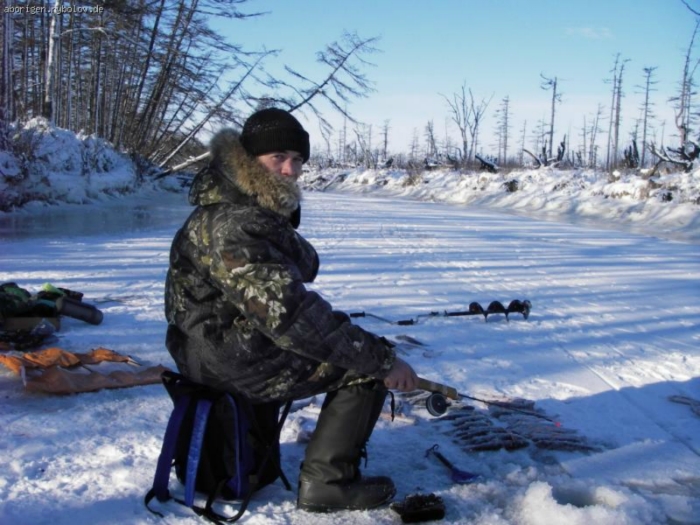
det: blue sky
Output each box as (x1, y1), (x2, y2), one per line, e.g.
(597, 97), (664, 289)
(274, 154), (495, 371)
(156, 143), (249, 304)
(216, 0), (696, 156)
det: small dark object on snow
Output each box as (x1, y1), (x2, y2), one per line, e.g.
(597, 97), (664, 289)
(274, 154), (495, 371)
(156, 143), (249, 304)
(425, 444), (481, 484)
(0, 330), (51, 350)
(55, 296), (103, 325)
(391, 493), (446, 523)
(669, 395), (700, 417)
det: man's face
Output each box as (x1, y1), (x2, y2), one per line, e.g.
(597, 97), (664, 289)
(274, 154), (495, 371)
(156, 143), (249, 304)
(257, 151), (304, 179)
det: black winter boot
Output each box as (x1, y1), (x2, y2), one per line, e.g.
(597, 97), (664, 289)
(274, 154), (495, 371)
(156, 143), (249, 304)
(297, 380), (395, 512)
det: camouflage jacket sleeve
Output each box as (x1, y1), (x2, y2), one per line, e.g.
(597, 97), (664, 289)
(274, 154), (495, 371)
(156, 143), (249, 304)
(200, 205), (396, 379)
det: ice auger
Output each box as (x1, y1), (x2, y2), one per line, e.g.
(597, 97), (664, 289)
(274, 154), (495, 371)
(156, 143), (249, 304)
(350, 299), (531, 325)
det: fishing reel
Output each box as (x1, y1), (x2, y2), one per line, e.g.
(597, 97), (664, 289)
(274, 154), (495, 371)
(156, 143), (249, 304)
(418, 378), (457, 417)
(425, 391), (450, 416)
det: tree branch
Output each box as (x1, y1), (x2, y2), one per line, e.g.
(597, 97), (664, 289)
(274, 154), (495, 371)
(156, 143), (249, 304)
(682, 0), (700, 17)
(523, 148), (542, 168)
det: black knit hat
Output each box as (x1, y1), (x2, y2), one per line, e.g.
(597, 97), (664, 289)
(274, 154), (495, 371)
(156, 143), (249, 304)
(240, 108), (310, 163)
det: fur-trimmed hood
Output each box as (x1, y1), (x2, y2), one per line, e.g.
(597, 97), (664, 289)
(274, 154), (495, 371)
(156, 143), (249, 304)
(189, 128), (301, 218)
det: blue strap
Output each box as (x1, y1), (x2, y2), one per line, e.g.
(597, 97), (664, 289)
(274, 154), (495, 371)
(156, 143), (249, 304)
(184, 398), (213, 507)
(224, 394), (245, 497)
(151, 395), (190, 502)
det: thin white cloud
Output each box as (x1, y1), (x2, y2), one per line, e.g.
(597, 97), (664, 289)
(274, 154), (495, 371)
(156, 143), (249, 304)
(565, 27), (613, 40)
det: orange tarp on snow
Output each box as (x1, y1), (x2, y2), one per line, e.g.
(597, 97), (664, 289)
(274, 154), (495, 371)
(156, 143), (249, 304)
(0, 347), (169, 395)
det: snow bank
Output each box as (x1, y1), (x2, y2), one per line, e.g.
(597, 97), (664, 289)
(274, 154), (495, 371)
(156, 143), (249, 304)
(300, 166), (700, 243)
(0, 118), (180, 211)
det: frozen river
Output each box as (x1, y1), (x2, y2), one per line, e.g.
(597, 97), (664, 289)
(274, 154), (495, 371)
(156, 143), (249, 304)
(1, 190), (699, 524)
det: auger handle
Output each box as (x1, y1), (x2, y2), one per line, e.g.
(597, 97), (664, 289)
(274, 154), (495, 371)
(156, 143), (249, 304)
(417, 378), (459, 400)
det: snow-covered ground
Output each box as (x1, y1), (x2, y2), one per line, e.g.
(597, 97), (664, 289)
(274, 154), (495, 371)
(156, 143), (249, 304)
(1, 120), (699, 523)
(1, 185), (699, 524)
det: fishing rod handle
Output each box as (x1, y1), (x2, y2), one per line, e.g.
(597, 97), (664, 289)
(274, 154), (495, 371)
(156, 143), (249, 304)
(417, 378), (459, 400)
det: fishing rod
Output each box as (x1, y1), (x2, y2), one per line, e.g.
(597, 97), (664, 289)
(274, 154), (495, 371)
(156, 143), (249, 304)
(417, 377), (560, 425)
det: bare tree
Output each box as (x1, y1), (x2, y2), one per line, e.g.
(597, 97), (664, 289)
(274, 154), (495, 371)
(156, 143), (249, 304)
(530, 118), (548, 157)
(43, 0), (62, 121)
(442, 85), (492, 168)
(467, 90), (493, 163)
(424, 120), (438, 159)
(353, 123), (375, 168)
(637, 66), (658, 167)
(540, 74), (562, 158)
(0, 7), (13, 148)
(344, 141), (358, 166)
(494, 95), (511, 164)
(614, 59), (630, 169)
(318, 121), (333, 163)
(669, 21), (700, 146)
(5, 1), (384, 177)
(576, 116), (586, 167)
(6, 0), (271, 164)
(157, 51), (272, 167)
(131, 1), (203, 151)
(605, 54), (630, 170)
(523, 116), (567, 167)
(128, 0), (167, 133)
(275, 31), (378, 130)
(409, 128), (419, 165)
(441, 82), (470, 168)
(588, 104), (605, 168)
(442, 117), (458, 166)
(519, 120), (527, 166)
(341, 108), (349, 163)
(381, 119), (390, 160)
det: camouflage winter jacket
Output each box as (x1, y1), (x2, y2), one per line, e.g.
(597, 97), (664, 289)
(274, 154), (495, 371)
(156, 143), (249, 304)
(164, 129), (396, 402)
